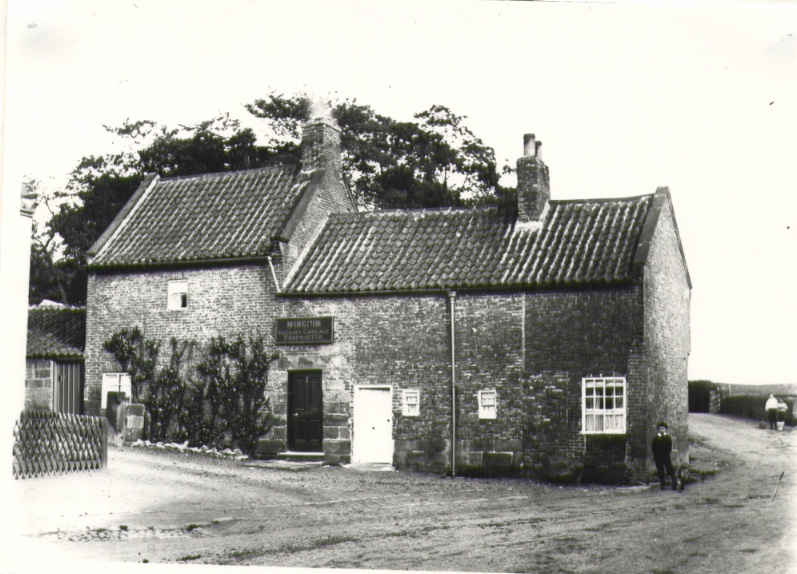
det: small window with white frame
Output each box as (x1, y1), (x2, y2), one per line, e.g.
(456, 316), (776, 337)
(582, 376), (626, 434)
(167, 280), (188, 310)
(402, 389), (420, 417)
(101, 372), (132, 410)
(478, 389), (497, 419)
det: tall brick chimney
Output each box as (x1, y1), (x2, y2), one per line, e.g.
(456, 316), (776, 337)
(516, 133), (550, 222)
(301, 111), (342, 181)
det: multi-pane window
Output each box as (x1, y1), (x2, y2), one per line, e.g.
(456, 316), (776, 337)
(478, 389), (497, 419)
(402, 389), (420, 417)
(167, 280), (188, 310)
(582, 377), (626, 434)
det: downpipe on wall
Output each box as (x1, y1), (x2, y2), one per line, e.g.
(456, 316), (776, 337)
(448, 290), (457, 477)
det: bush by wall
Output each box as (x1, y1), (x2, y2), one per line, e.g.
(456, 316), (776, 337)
(12, 410), (108, 479)
(103, 329), (278, 455)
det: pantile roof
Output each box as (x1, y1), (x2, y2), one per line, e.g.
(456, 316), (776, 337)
(27, 307), (86, 359)
(283, 194), (655, 294)
(89, 166), (305, 267)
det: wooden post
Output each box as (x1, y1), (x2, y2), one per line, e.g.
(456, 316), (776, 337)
(101, 417), (109, 468)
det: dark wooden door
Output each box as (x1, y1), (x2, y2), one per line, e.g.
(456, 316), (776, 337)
(288, 372), (323, 452)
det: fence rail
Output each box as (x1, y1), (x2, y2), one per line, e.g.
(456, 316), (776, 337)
(12, 410), (108, 479)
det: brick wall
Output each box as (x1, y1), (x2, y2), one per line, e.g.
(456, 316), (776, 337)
(453, 293), (525, 475)
(85, 264), (280, 415)
(522, 287), (646, 482)
(25, 359), (54, 411)
(273, 295), (452, 469)
(643, 202), (691, 471)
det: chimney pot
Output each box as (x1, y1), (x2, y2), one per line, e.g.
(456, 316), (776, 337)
(535, 140), (542, 161)
(523, 134), (536, 157)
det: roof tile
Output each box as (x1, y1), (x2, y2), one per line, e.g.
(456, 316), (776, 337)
(92, 166), (302, 267)
(27, 307), (86, 358)
(284, 195), (653, 294)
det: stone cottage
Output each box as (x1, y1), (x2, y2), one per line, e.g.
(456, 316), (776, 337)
(26, 304), (86, 414)
(84, 116), (691, 483)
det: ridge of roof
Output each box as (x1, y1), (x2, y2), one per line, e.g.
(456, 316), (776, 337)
(326, 193), (653, 220)
(156, 162), (297, 182)
(283, 193), (655, 294)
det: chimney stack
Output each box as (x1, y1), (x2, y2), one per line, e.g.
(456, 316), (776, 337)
(301, 109), (342, 179)
(516, 133), (550, 222)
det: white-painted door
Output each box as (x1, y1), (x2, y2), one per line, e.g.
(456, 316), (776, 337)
(353, 386), (394, 463)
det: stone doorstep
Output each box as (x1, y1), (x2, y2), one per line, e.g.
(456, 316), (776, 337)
(243, 459), (324, 471)
(276, 451), (325, 462)
(342, 462), (395, 472)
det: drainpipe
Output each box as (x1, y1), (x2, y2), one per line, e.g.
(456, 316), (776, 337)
(266, 256), (281, 292)
(448, 290), (457, 477)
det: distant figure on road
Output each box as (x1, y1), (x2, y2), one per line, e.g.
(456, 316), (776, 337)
(765, 394), (779, 430)
(652, 422), (677, 491)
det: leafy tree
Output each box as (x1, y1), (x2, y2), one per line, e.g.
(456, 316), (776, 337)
(26, 178), (69, 304)
(247, 93), (512, 209)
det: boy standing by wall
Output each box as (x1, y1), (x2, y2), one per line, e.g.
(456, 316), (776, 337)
(652, 422), (677, 490)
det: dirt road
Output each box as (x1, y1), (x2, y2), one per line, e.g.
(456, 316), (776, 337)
(4, 414), (796, 574)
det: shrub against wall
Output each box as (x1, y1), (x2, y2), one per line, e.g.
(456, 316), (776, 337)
(192, 336), (280, 455)
(103, 329), (279, 454)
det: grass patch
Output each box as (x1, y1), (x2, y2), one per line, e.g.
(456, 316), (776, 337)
(739, 548), (758, 554)
(179, 554), (202, 561)
(185, 524), (201, 532)
(119, 525), (128, 531)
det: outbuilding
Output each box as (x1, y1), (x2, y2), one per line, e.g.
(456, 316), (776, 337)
(25, 304), (86, 414)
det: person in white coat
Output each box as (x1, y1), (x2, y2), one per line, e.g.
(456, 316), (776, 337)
(765, 394), (779, 430)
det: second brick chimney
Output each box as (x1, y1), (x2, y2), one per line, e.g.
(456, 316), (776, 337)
(516, 134), (550, 222)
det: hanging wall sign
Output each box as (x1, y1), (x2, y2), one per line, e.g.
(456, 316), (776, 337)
(275, 317), (335, 345)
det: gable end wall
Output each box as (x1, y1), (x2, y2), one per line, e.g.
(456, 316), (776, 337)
(643, 202), (691, 468)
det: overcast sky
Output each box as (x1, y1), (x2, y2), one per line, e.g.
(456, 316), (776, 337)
(3, 0), (796, 386)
